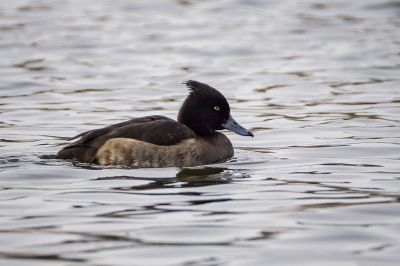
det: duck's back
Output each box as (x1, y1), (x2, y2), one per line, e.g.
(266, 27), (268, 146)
(56, 115), (196, 163)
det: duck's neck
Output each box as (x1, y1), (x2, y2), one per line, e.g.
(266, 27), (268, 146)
(177, 114), (214, 136)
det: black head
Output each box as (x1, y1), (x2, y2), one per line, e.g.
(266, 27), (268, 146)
(178, 80), (253, 137)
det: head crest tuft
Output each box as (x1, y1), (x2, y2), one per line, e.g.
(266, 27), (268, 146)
(182, 80), (215, 93)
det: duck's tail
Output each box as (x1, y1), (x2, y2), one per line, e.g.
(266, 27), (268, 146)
(56, 145), (98, 163)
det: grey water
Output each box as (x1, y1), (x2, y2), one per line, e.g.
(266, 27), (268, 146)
(1, 0), (400, 265)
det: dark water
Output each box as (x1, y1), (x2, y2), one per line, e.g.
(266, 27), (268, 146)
(1, 0), (400, 265)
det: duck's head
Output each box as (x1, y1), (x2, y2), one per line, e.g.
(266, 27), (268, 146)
(178, 80), (253, 137)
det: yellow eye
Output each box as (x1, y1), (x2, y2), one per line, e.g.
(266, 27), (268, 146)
(213, 106), (220, 111)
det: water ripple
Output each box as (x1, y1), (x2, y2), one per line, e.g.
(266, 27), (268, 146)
(0, 0), (400, 265)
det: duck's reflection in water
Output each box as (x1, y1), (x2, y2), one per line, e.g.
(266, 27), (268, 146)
(110, 167), (242, 191)
(95, 167), (250, 218)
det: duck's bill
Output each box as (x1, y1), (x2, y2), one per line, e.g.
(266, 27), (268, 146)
(222, 114), (254, 137)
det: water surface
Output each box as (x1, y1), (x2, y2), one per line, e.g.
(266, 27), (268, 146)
(1, 0), (400, 265)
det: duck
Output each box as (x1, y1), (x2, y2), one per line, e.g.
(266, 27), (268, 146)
(56, 80), (253, 168)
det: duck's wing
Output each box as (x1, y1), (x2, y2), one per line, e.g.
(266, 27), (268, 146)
(56, 115), (196, 162)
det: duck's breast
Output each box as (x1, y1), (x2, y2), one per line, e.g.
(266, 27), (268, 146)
(96, 133), (233, 168)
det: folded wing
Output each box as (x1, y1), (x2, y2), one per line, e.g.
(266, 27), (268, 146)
(56, 115), (195, 162)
